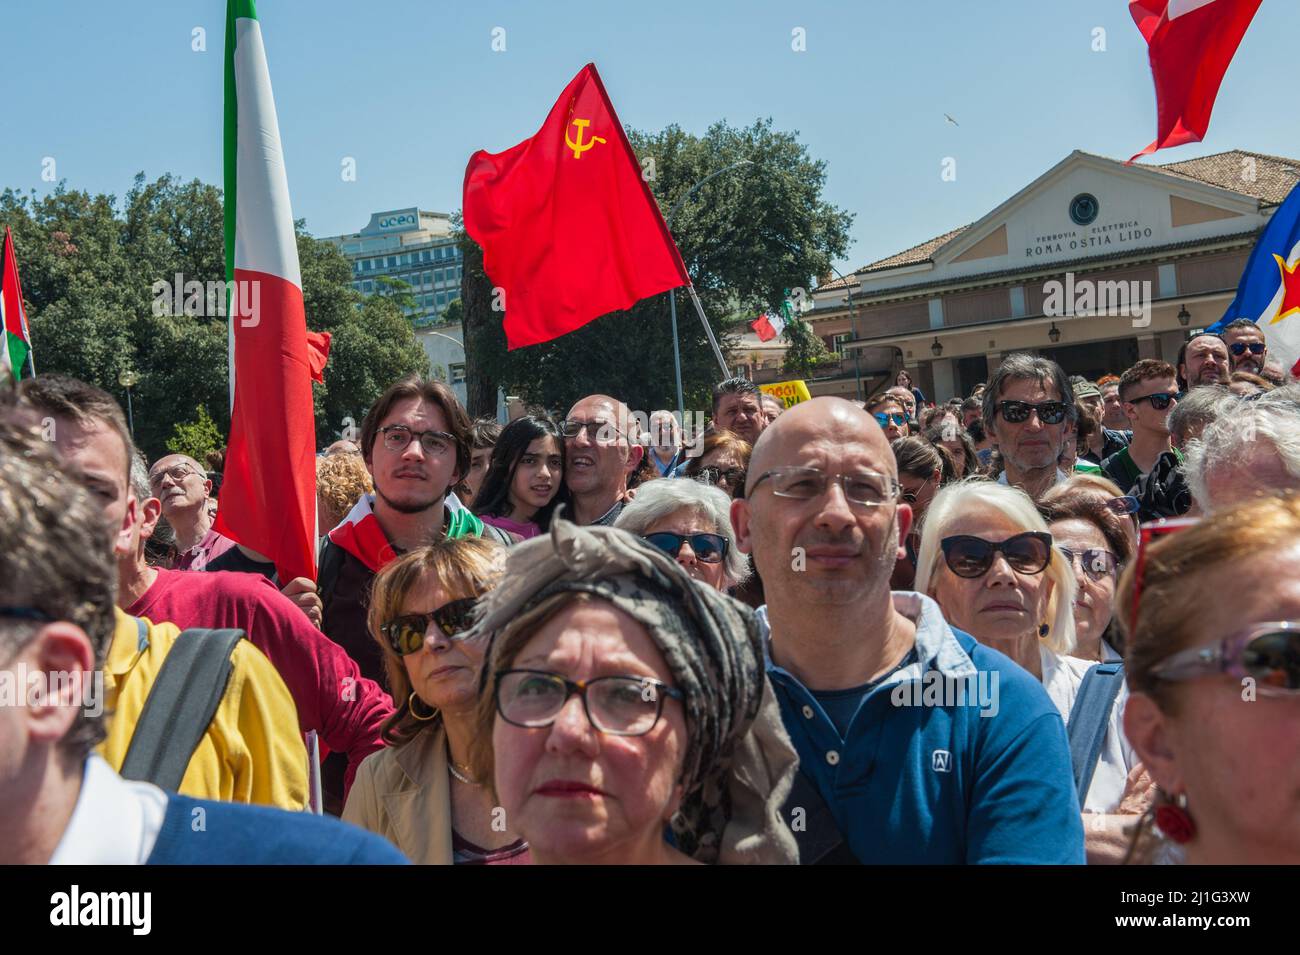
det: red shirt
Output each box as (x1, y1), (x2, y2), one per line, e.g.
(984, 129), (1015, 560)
(127, 568), (393, 799)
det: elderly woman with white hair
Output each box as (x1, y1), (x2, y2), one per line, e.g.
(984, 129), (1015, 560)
(614, 477), (750, 593)
(913, 479), (1149, 862)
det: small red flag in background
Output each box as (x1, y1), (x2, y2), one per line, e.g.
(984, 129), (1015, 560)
(751, 313), (778, 342)
(1128, 0), (1262, 162)
(463, 63), (690, 349)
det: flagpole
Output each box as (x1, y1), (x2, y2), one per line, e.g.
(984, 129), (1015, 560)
(666, 159), (753, 419)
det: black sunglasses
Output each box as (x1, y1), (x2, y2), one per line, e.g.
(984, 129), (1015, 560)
(695, 465), (746, 487)
(939, 532), (1054, 578)
(1129, 391), (1178, 411)
(1105, 495), (1140, 516)
(1058, 546), (1119, 582)
(1228, 341), (1265, 356)
(997, 400), (1068, 425)
(643, 531), (728, 564)
(380, 597), (478, 656)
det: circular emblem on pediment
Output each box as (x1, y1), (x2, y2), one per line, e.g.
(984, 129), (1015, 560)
(1069, 193), (1099, 226)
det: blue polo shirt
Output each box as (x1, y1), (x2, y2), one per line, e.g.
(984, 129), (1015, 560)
(766, 592), (1085, 864)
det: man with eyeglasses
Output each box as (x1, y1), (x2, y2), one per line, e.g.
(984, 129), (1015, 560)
(1102, 360), (1180, 494)
(731, 397), (1084, 864)
(1219, 318), (1268, 375)
(316, 376), (511, 689)
(561, 394), (644, 526)
(983, 354), (1077, 501)
(148, 453), (235, 572)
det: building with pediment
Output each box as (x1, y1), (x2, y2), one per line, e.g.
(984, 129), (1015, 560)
(800, 149), (1300, 403)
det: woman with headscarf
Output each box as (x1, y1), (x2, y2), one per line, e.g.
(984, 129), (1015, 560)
(464, 518), (800, 864)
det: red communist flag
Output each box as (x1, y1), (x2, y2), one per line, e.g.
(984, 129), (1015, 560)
(463, 63), (689, 349)
(1128, 0), (1262, 162)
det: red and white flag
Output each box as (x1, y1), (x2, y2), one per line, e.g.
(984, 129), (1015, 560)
(1128, 0), (1262, 162)
(216, 0), (320, 583)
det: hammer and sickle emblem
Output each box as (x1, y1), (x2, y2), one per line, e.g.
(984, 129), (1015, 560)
(565, 118), (606, 159)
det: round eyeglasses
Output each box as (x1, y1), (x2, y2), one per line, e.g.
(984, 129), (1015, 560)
(495, 669), (684, 736)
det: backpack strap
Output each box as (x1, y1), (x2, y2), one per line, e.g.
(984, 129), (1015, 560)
(119, 626), (245, 792)
(1066, 661), (1125, 803)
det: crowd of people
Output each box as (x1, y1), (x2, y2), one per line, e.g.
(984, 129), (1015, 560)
(3, 323), (1298, 865)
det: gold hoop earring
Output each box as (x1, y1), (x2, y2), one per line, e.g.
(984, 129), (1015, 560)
(408, 692), (437, 722)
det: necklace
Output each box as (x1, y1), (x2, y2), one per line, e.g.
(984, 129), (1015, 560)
(448, 753), (480, 786)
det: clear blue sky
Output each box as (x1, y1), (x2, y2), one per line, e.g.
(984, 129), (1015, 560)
(3, 0), (1297, 274)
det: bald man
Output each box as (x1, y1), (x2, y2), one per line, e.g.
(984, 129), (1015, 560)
(563, 394), (644, 525)
(732, 397), (1084, 864)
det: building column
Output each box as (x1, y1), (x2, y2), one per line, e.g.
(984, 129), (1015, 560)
(916, 361), (937, 406)
(1157, 330), (1185, 366)
(930, 357), (957, 404)
(1137, 334), (1159, 360)
(985, 352), (1003, 381)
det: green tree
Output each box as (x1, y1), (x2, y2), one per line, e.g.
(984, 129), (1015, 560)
(2, 175), (430, 459)
(166, 404), (223, 461)
(780, 316), (832, 378)
(459, 118), (853, 416)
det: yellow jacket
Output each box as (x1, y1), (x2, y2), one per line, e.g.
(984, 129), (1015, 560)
(97, 609), (308, 810)
(342, 725), (454, 864)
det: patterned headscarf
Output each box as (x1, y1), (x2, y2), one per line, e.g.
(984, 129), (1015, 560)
(466, 516), (799, 864)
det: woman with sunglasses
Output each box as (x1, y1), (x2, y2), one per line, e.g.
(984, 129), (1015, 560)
(682, 429), (751, 497)
(464, 519), (799, 865)
(914, 481), (1144, 854)
(472, 415), (565, 541)
(1040, 489), (1133, 663)
(614, 478), (750, 593)
(342, 537), (528, 864)
(1117, 494), (1300, 865)
(865, 393), (909, 441)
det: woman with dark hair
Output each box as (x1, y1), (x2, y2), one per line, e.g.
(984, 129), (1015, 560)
(889, 437), (956, 591)
(472, 415), (564, 541)
(923, 424), (978, 479)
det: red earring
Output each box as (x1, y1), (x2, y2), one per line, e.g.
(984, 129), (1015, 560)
(1154, 795), (1196, 844)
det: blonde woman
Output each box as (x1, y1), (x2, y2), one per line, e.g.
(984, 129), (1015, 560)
(913, 479), (1149, 862)
(343, 537), (528, 864)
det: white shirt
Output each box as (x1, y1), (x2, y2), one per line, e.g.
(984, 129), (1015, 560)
(996, 468), (1069, 489)
(49, 755), (169, 865)
(1039, 645), (1136, 813)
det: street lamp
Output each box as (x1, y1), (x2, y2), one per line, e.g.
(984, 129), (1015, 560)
(667, 159), (755, 419)
(1177, 305), (1191, 327)
(118, 369), (139, 437)
(1048, 323), (1061, 344)
(931, 337), (943, 357)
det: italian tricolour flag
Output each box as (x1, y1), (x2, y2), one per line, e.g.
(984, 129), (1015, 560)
(214, 0), (319, 583)
(1, 226), (33, 384)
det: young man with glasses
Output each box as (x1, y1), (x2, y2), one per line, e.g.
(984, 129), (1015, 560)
(560, 394), (644, 526)
(731, 396), (1084, 864)
(316, 376), (510, 689)
(1102, 360), (1179, 494)
(982, 354), (1077, 501)
(1219, 318), (1268, 375)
